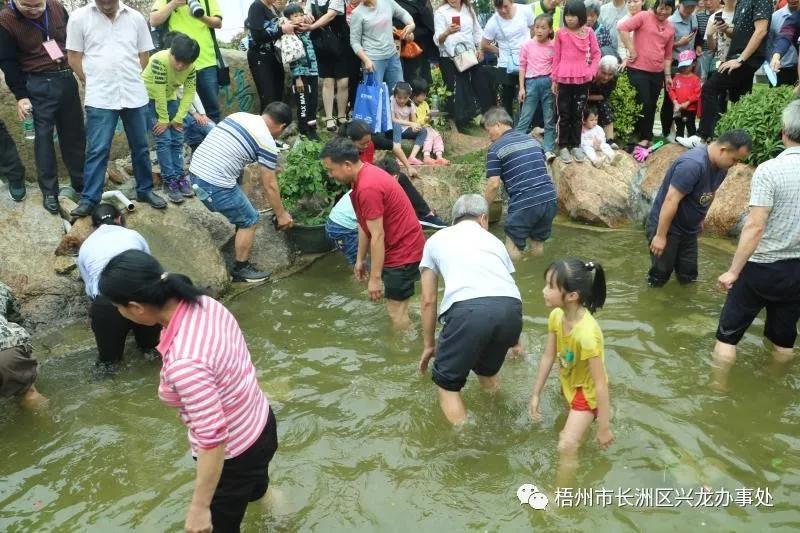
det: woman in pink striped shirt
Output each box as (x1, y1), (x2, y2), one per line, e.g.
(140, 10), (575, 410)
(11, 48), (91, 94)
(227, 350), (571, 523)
(99, 250), (277, 533)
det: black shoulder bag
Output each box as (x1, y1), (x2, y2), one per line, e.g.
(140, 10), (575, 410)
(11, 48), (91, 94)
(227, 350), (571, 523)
(310, 0), (341, 58)
(203, 0), (230, 87)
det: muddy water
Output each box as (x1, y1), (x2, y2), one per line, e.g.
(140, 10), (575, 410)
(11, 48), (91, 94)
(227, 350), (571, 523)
(1, 224), (798, 531)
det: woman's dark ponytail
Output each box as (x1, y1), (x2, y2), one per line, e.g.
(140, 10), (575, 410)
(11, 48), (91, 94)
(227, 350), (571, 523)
(99, 250), (204, 307)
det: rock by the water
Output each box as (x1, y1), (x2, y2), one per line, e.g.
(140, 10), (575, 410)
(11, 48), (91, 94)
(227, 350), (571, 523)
(705, 163), (753, 236)
(551, 152), (639, 228)
(640, 144), (687, 201)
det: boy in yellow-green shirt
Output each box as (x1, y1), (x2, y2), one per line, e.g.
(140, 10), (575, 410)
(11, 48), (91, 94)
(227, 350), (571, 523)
(529, 258), (613, 487)
(141, 32), (200, 203)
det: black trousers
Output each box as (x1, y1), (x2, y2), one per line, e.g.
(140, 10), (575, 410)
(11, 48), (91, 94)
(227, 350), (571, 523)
(555, 82), (589, 149)
(90, 295), (161, 364)
(248, 47), (285, 114)
(26, 72), (85, 196)
(777, 66), (799, 87)
(0, 118), (25, 185)
(674, 110), (697, 138)
(292, 76), (319, 135)
(495, 68), (519, 120)
(627, 68), (664, 143)
(210, 409), (278, 533)
(698, 63), (757, 139)
(397, 172), (431, 217)
(439, 58), (493, 128)
(646, 225), (699, 287)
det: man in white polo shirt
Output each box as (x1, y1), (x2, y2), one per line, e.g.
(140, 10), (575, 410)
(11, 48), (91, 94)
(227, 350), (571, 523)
(418, 194), (523, 425)
(77, 203), (160, 368)
(66, 0), (167, 217)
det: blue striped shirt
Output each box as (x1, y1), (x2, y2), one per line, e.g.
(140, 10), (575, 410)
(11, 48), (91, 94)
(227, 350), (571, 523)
(486, 130), (556, 211)
(188, 112), (278, 188)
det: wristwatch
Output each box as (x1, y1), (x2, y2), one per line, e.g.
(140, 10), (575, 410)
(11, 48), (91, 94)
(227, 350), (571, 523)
(736, 56), (744, 64)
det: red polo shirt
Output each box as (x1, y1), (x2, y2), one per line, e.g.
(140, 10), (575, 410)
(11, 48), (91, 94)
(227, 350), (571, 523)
(350, 162), (425, 268)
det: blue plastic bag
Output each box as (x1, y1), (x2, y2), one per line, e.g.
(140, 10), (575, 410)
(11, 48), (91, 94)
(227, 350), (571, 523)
(353, 73), (391, 133)
(353, 73), (381, 133)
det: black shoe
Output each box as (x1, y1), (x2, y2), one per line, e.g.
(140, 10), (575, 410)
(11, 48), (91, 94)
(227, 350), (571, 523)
(419, 213), (448, 229)
(137, 191), (167, 209)
(70, 200), (94, 218)
(8, 181), (26, 202)
(42, 194), (59, 214)
(231, 262), (271, 283)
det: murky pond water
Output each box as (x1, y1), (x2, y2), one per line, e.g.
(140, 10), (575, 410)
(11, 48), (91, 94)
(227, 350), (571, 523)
(2, 223), (799, 531)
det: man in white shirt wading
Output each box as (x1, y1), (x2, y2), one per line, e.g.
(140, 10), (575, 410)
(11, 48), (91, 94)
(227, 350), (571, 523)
(66, 0), (167, 217)
(418, 194), (523, 425)
(77, 203), (161, 367)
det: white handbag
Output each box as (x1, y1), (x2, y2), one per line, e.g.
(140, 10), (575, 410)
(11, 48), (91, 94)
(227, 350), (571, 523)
(277, 34), (306, 64)
(452, 42), (479, 72)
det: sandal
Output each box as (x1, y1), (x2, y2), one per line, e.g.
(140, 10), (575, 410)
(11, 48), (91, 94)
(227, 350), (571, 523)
(325, 118), (337, 132)
(337, 116), (348, 126)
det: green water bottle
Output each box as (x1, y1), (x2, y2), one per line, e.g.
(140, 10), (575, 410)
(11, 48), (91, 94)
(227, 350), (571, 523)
(22, 102), (34, 141)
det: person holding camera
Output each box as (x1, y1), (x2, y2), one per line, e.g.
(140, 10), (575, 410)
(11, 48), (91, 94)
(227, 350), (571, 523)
(150, 0), (223, 123)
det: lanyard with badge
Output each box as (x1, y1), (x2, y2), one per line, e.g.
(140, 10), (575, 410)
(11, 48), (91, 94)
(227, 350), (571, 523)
(11, 0), (64, 62)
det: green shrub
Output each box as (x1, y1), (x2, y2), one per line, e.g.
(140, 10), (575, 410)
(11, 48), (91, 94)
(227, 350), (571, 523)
(280, 139), (346, 225)
(428, 65), (453, 131)
(715, 84), (796, 166)
(609, 72), (642, 145)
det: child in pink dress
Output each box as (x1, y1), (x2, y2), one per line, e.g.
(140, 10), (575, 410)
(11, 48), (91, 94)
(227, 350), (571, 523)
(390, 82), (429, 166)
(551, 0), (601, 165)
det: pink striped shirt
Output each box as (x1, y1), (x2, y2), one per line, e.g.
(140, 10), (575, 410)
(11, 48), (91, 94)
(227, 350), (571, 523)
(157, 296), (270, 459)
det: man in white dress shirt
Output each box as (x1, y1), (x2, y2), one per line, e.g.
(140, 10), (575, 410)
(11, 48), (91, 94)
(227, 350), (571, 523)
(66, 0), (167, 217)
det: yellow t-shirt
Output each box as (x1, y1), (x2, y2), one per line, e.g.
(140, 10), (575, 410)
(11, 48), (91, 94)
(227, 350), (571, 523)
(416, 100), (430, 125)
(548, 307), (606, 409)
(152, 0), (223, 70)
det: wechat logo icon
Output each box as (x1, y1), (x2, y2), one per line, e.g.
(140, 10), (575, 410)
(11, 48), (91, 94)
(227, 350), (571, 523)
(516, 483), (549, 510)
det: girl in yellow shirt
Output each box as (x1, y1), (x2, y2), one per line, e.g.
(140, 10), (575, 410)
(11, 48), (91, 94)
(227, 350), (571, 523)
(529, 258), (613, 486)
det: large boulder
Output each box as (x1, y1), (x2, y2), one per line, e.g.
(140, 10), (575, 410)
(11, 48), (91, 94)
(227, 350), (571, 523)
(551, 153), (639, 228)
(219, 49), (260, 116)
(0, 180), (249, 332)
(0, 186), (84, 331)
(0, 72), (131, 184)
(704, 163), (754, 236)
(640, 144), (686, 201)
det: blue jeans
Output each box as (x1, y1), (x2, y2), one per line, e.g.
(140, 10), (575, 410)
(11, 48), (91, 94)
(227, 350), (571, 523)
(147, 100), (184, 183)
(371, 54), (404, 92)
(195, 66), (221, 123)
(191, 174), (260, 229)
(516, 76), (556, 152)
(183, 113), (215, 149)
(82, 105), (153, 205)
(325, 220), (358, 265)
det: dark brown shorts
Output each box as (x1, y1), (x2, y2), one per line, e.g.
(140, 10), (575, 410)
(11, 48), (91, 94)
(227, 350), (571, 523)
(0, 344), (38, 398)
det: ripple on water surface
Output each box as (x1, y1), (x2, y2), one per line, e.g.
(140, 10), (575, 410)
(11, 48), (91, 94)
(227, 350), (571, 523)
(1, 226), (798, 531)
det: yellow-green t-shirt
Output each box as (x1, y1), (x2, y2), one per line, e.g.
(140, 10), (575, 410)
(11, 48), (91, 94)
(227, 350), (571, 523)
(416, 100), (430, 125)
(548, 307), (606, 409)
(151, 0), (223, 70)
(532, 2), (562, 32)
(141, 50), (197, 123)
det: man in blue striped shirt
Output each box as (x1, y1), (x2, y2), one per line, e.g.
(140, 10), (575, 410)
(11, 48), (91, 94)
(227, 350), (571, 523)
(483, 107), (558, 260)
(189, 102), (294, 283)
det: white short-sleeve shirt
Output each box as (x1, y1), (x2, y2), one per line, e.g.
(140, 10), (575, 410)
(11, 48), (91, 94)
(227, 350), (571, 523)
(66, 2), (153, 110)
(420, 220), (521, 316)
(77, 224), (151, 299)
(482, 6), (535, 69)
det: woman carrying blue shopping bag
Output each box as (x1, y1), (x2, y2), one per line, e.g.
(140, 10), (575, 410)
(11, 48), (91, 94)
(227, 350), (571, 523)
(349, 0), (415, 91)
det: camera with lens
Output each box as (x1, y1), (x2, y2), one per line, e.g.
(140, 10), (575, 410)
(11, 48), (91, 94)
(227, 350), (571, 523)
(187, 0), (205, 18)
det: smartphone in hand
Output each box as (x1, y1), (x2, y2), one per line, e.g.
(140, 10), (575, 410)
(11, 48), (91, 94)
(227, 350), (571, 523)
(452, 15), (460, 25)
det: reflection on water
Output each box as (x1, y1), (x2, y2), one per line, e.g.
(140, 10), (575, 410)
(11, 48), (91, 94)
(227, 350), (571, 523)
(1, 225), (798, 531)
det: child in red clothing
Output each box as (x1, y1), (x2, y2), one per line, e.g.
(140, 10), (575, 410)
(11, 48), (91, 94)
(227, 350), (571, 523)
(667, 50), (702, 139)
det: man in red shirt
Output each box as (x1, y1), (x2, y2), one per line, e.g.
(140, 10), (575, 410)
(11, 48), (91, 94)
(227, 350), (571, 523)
(321, 137), (426, 330)
(343, 119), (418, 176)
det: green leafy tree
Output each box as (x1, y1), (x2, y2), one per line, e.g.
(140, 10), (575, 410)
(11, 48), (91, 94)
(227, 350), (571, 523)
(609, 72), (642, 145)
(715, 84), (796, 166)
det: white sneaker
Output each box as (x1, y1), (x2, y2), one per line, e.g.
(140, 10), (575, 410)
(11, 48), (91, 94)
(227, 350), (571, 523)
(676, 135), (703, 149)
